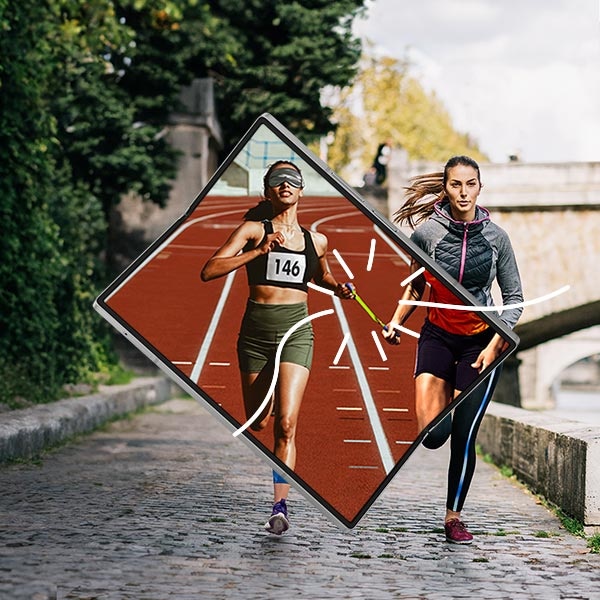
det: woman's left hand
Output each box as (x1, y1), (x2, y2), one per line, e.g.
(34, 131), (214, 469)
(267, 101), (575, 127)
(471, 334), (506, 373)
(471, 350), (492, 374)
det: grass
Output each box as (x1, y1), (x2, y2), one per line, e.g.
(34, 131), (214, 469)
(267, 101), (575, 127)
(534, 530), (551, 538)
(492, 529), (520, 537)
(2, 363), (137, 410)
(555, 508), (585, 537)
(91, 363), (136, 388)
(588, 534), (600, 554)
(476, 444), (599, 553)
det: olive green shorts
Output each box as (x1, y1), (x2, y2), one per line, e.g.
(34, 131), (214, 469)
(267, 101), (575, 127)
(237, 299), (314, 373)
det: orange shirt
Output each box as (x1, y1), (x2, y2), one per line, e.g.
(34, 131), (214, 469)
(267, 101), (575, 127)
(424, 271), (489, 336)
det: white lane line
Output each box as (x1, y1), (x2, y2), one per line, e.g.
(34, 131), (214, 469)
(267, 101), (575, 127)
(310, 210), (362, 231)
(344, 439), (372, 443)
(395, 440), (414, 445)
(329, 365), (350, 370)
(332, 295), (395, 474)
(368, 366), (390, 371)
(336, 407), (363, 411)
(105, 208), (246, 301)
(312, 212), (396, 473)
(209, 362), (230, 366)
(190, 270), (236, 383)
(382, 407), (409, 412)
(348, 465), (380, 470)
(173, 361), (192, 365)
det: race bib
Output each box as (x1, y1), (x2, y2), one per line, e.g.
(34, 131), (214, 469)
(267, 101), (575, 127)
(266, 252), (306, 284)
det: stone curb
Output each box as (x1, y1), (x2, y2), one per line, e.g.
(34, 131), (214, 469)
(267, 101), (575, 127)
(479, 401), (600, 531)
(0, 377), (172, 464)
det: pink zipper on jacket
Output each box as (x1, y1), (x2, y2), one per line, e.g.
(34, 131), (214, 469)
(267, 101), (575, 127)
(458, 223), (469, 283)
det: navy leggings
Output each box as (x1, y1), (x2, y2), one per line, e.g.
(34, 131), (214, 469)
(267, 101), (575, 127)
(422, 367), (502, 512)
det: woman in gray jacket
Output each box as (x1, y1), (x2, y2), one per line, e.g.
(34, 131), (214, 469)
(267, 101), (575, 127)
(383, 155), (523, 544)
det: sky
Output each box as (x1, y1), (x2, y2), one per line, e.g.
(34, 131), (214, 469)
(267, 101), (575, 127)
(353, 0), (600, 163)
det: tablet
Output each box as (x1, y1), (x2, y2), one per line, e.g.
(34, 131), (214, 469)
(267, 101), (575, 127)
(94, 113), (519, 530)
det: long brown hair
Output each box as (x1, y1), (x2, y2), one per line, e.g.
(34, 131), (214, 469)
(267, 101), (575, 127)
(393, 156), (481, 228)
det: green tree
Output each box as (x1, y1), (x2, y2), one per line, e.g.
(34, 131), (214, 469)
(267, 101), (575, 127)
(1, 1), (76, 402)
(51, 1), (179, 219)
(0, 0), (123, 404)
(0, 0), (367, 405)
(194, 0), (366, 150)
(328, 53), (488, 181)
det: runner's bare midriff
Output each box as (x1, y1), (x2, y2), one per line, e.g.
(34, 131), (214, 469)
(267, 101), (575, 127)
(249, 284), (308, 305)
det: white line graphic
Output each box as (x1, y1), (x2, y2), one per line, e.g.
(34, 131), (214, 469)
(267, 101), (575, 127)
(233, 309), (334, 437)
(367, 239), (376, 271)
(371, 331), (388, 362)
(390, 324), (421, 339)
(332, 249), (354, 279)
(333, 332), (351, 365)
(400, 266), (425, 287)
(398, 285), (570, 312)
(307, 281), (335, 295)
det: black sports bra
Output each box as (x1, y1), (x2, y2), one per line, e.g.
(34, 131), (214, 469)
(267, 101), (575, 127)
(244, 220), (319, 292)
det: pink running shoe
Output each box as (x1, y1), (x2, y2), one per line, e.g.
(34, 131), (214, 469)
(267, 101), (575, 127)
(445, 518), (473, 544)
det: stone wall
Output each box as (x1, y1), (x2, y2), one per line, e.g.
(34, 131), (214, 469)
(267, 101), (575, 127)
(109, 78), (222, 272)
(479, 401), (600, 531)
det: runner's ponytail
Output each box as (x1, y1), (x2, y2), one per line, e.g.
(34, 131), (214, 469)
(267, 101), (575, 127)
(393, 171), (445, 228)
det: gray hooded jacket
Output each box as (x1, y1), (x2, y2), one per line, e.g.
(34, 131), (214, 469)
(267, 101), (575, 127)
(410, 201), (523, 329)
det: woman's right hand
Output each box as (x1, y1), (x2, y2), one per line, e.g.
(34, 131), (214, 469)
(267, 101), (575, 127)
(382, 322), (401, 345)
(257, 232), (285, 254)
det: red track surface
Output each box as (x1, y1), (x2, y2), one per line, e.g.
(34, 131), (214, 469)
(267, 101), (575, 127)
(107, 193), (429, 523)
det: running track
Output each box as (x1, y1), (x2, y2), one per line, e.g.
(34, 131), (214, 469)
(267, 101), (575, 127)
(106, 193), (429, 523)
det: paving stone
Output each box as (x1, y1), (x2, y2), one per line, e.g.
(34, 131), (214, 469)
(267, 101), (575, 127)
(0, 397), (599, 599)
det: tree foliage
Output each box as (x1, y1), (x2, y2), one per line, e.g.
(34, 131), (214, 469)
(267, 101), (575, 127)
(199, 0), (365, 150)
(0, 0), (366, 405)
(327, 53), (488, 181)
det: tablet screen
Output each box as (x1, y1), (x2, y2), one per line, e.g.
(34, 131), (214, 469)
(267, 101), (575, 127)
(94, 114), (518, 529)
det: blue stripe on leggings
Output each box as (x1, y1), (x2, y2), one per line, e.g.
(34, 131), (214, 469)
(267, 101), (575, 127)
(452, 368), (497, 512)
